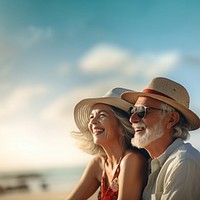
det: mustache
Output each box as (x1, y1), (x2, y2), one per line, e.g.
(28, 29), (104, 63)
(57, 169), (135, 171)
(132, 122), (146, 130)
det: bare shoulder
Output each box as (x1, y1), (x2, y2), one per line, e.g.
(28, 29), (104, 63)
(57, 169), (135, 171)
(121, 149), (149, 168)
(88, 155), (105, 182)
(119, 149), (149, 189)
(88, 155), (105, 173)
(90, 155), (105, 166)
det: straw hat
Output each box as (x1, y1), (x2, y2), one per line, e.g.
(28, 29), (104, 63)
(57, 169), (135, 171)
(121, 77), (200, 131)
(74, 87), (133, 132)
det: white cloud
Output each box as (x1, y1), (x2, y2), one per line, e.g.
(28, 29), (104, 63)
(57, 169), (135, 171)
(0, 85), (49, 119)
(79, 44), (131, 73)
(122, 51), (180, 78)
(0, 83), (111, 171)
(0, 117), (91, 170)
(78, 44), (180, 81)
(40, 85), (106, 129)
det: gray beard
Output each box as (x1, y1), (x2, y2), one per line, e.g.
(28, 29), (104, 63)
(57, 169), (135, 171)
(131, 120), (164, 148)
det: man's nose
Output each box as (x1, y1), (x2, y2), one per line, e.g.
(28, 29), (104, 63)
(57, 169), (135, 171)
(129, 112), (141, 124)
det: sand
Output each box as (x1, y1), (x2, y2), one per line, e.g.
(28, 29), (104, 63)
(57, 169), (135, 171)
(0, 190), (98, 200)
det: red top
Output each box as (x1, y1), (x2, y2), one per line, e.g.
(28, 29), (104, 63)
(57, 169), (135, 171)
(98, 157), (122, 200)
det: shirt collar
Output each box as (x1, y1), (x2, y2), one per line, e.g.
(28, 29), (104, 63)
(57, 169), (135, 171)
(151, 138), (183, 171)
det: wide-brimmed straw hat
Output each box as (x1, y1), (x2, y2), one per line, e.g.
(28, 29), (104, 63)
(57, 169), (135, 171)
(74, 87), (133, 132)
(121, 77), (200, 131)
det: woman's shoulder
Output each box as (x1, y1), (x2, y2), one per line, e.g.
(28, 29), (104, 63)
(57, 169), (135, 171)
(88, 155), (105, 182)
(121, 149), (149, 167)
(90, 155), (106, 168)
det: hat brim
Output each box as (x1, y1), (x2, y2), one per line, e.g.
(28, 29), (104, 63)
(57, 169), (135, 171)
(74, 97), (132, 132)
(121, 91), (200, 131)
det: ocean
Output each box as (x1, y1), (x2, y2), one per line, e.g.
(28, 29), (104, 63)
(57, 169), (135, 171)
(0, 166), (85, 196)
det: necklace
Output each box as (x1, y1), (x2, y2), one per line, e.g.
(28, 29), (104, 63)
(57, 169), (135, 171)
(105, 155), (123, 181)
(102, 153), (124, 197)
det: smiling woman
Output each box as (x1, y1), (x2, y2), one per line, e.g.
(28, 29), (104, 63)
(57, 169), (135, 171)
(88, 104), (129, 148)
(66, 87), (150, 200)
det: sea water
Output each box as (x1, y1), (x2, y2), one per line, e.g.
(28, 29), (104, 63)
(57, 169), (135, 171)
(0, 166), (85, 196)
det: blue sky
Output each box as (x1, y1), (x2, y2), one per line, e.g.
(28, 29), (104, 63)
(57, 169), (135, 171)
(0, 0), (200, 172)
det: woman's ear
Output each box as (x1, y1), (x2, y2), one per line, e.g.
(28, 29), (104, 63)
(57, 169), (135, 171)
(167, 111), (180, 129)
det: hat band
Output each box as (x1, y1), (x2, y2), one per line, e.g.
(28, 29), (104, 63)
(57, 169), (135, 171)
(143, 89), (175, 100)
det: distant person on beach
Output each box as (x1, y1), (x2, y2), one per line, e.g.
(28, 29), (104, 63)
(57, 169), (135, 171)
(66, 87), (149, 200)
(121, 77), (200, 200)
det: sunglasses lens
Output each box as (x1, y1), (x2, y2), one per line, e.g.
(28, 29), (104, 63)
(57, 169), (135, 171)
(129, 107), (135, 117)
(129, 106), (146, 118)
(137, 111), (146, 118)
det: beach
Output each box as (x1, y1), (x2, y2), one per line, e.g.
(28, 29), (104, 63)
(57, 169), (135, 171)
(0, 166), (99, 200)
(0, 191), (98, 200)
(0, 191), (67, 200)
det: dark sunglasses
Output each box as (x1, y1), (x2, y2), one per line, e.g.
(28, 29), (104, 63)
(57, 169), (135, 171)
(128, 105), (164, 119)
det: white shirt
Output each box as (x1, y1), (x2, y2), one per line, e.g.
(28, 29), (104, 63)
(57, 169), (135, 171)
(143, 138), (200, 200)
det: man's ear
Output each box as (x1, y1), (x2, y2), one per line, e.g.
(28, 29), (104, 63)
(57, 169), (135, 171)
(167, 111), (180, 129)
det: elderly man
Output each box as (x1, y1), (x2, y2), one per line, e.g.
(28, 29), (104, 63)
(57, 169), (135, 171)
(121, 77), (200, 200)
